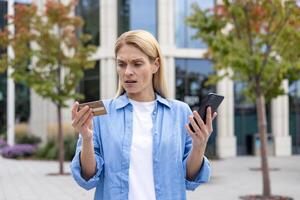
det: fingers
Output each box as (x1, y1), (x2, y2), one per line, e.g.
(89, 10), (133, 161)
(189, 115), (201, 133)
(81, 111), (94, 130)
(185, 124), (197, 139)
(212, 112), (217, 121)
(73, 105), (89, 124)
(88, 113), (94, 130)
(185, 124), (205, 142)
(72, 101), (79, 120)
(77, 108), (93, 127)
(192, 111), (205, 131)
(206, 108), (218, 133)
(185, 108), (218, 148)
(206, 107), (212, 130)
(72, 105), (91, 130)
(192, 108), (215, 136)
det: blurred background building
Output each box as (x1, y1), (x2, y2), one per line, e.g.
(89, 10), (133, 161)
(0, 0), (299, 158)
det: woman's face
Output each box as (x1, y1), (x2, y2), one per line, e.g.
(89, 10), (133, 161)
(116, 44), (159, 101)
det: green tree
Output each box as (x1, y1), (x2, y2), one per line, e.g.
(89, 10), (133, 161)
(0, 0), (96, 174)
(187, 0), (300, 198)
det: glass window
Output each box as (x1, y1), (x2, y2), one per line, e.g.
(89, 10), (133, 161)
(78, 61), (100, 102)
(118, 0), (157, 38)
(76, 0), (100, 46)
(0, 1), (31, 132)
(175, 0), (214, 48)
(0, 1), (7, 28)
(175, 58), (216, 157)
(175, 58), (214, 109)
(15, 0), (32, 4)
(289, 80), (300, 154)
(234, 82), (271, 155)
(0, 74), (7, 135)
(0, 79), (30, 131)
(0, 1), (7, 135)
(15, 83), (30, 123)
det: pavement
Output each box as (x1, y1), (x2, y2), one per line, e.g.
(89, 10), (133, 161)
(0, 155), (299, 200)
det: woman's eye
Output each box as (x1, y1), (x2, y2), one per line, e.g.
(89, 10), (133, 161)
(117, 63), (126, 67)
(134, 63), (143, 67)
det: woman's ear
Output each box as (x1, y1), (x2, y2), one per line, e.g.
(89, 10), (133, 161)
(153, 58), (160, 74)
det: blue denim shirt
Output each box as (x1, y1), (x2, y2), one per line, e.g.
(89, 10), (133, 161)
(71, 94), (211, 200)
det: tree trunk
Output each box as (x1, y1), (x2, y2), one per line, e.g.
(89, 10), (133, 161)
(256, 93), (271, 197)
(56, 13), (64, 174)
(57, 104), (64, 174)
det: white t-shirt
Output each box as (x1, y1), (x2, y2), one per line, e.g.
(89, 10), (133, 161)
(128, 99), (156, 200)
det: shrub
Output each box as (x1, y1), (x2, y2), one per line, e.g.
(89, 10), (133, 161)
(15, 123), (29, 137)
(13, 123), (42, 145)
(1, 144), (36, 158)
(35, 135), (77, 161)
(0, 138), (7, 149)
(16, 134), (41, 145)
(0, 131), (5, 137)
(64, 135), (78, 161)
(47, 123), (75, 138)
(35, 139), (57, 160)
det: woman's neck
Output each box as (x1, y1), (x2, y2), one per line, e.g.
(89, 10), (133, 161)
(127, 91), (156, 102)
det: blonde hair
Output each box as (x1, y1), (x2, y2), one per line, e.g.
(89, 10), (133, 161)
(114, 30), (169, 98)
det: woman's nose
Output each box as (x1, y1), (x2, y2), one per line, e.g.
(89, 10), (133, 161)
(125, 66), (134, 76)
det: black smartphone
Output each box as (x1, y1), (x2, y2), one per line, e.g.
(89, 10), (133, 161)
(188, 93), (224, 132)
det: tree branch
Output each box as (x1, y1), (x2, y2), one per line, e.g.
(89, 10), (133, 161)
(258, 3), (291, 80)
(265, 64), (284, 90)
(229, 3), (242, 40)
(257, 7), (276, 79)
(243, 2), (254, 55)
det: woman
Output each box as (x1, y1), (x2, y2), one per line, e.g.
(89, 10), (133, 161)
(71, 30), (217, 200)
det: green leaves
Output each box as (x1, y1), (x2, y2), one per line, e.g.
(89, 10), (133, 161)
(0, 0), (97, 107)
(187, 0), (300, 102)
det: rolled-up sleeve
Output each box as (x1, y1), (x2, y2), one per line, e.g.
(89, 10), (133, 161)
(183, 156), (211, 191)
(70, 117), (104, 190)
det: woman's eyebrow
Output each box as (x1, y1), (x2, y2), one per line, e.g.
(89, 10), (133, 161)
(116, 59), (125, 62)
(131, 58), (144, 62)
(116, 58), (144, 62)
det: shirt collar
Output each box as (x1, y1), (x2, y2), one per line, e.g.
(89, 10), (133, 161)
(115, 93), (170, 110)
(156, 93), (170, 108)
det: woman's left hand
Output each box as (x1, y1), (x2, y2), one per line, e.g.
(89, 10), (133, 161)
(185, 107), (217, 151)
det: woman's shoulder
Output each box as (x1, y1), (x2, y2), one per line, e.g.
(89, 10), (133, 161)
(101, 95), (127, 111)
(167, 98), (191, 112)
(102, 98), (114, 107)
(101, 98), (119, 112)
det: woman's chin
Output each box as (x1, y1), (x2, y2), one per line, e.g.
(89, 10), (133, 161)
(124, 88), (139, 95)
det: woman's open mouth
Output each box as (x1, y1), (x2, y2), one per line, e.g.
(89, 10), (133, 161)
(124, 80), (137, 87)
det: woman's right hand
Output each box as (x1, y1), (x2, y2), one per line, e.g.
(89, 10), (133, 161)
(71, 101), (94, 140)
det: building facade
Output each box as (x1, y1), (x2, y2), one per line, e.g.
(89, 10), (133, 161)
(1, 0), (300, 157)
